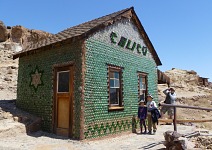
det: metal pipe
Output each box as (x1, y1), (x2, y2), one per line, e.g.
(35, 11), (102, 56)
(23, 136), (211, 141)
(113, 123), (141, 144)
(159, 103), (212, 111)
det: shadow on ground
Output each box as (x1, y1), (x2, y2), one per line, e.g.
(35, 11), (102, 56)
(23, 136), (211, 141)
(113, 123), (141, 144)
(0, 99), (65, 139)
(139, 141), (165, 149)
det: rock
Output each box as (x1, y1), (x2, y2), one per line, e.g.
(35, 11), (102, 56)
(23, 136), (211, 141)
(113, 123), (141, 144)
(207, 144), (212, 149)
(3, 112), (12, 119)
(13, 116), (21, 122)
(164, 131), (187, 150)
(11, 25), (27, 44)
(0, 21), (8, 42)
(4, 77), (12, 81)
(7, 68), (13, 74)
(0, 85), (4, 90)
(164, 131), (182, 141)
(3, 42), (13, 49)
(10, 66), (17, 69)
(187, 70), (197, 75)
(179, 137), (195, 149)
(195, 136), (212, 149)
(8, 42), (22, 52)
(11, 25), (52, 49)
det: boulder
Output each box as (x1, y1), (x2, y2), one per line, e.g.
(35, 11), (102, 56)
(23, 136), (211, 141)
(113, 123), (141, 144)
(11, 25), (28, 44)
(0, 21), (8, 42)
(11, 25), (52, 49)
(164, 131), (188, 150)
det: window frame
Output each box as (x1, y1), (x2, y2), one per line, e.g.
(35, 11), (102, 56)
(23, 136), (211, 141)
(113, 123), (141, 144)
(57, 70), (70, 93)
(138, 72), (148, 104)
(108, 65), (124, 111)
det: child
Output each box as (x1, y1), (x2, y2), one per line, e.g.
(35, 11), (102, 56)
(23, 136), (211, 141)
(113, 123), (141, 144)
(137, 100), (147, 134)
(146, 94), (157, 134)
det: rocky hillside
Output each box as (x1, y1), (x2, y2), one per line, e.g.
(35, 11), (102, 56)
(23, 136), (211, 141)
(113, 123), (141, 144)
(165, 68), (210, 89)
(0, 20), (49, 137)
(0, 20), (52, 49)
(158, 68), (211, 100)
(0, 20), (52, 100)
(0, 42), (19, 100)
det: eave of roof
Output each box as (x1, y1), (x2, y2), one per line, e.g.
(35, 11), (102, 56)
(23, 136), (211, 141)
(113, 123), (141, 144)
(13, 7), (162, 66)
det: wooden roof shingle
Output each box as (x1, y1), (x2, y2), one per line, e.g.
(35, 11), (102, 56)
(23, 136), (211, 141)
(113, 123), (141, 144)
(13, 7), (162, 66)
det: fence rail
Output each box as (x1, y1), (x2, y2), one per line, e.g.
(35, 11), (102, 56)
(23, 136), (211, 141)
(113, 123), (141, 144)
(159, 103), (212, 131)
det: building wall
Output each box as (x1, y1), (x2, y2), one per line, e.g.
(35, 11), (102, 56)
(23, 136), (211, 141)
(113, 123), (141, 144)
(84, 19), (158, 138)
(17, 41), (83, 139)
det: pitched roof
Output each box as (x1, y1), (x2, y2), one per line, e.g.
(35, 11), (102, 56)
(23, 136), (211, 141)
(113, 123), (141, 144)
(13, 7), (162, 66)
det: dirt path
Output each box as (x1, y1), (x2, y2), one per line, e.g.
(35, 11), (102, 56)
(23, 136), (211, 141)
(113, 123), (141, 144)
(0, 124), (201, 150)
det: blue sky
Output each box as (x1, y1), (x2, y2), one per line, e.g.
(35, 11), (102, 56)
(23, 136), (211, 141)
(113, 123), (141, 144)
(1, 0), (211, 81)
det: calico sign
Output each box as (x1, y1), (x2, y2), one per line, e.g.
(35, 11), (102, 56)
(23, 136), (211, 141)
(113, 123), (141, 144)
(110, 32), (148, 56)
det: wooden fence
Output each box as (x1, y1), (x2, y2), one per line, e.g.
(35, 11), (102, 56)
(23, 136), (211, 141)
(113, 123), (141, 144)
(159, 103), (212, 131)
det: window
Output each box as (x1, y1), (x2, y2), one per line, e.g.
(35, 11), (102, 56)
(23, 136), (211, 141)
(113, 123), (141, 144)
(57, 71), (70, 93)
(108, 66), (123, 110)
(138, 73), (148, 104)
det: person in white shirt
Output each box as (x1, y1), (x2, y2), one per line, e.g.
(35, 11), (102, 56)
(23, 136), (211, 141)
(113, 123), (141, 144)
(146, 94), (157, 134)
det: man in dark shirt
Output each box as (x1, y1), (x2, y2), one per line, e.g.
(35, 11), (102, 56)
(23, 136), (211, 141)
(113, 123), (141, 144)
(161, 88), (176, 120)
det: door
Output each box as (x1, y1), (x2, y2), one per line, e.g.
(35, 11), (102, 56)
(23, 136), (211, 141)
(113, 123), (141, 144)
(54, 65), (74, 137)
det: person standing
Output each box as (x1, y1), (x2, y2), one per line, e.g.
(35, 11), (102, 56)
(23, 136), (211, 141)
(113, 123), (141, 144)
(146, 94), (157, 134)
(137, 100), (147, 134)
(161, 88), (176, 120)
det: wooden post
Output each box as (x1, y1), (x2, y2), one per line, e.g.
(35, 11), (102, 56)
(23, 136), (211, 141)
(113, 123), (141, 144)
(173, 106), (177, 131)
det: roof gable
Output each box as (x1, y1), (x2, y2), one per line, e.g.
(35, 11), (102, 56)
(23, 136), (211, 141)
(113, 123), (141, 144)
(13, 7), (162, 66)
(89, 18), (154, 60)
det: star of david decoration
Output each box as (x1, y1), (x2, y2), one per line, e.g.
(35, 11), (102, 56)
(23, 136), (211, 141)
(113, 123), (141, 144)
(30, 66), (44, 92)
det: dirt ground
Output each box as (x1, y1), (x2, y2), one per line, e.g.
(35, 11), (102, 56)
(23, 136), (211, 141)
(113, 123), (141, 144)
(0, 124), (204, 150)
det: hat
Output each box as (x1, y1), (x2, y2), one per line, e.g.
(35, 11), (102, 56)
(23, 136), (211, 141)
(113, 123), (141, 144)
(170, 88), (175, 92)
(139, 100), (145, 104)
(147, 94), (153, 99)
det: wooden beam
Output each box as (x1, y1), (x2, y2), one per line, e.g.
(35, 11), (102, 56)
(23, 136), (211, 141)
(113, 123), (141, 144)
(159, 103), (212, 111)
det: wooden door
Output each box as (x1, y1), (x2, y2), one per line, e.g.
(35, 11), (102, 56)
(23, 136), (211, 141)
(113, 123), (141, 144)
(54, 66), (73, 137)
